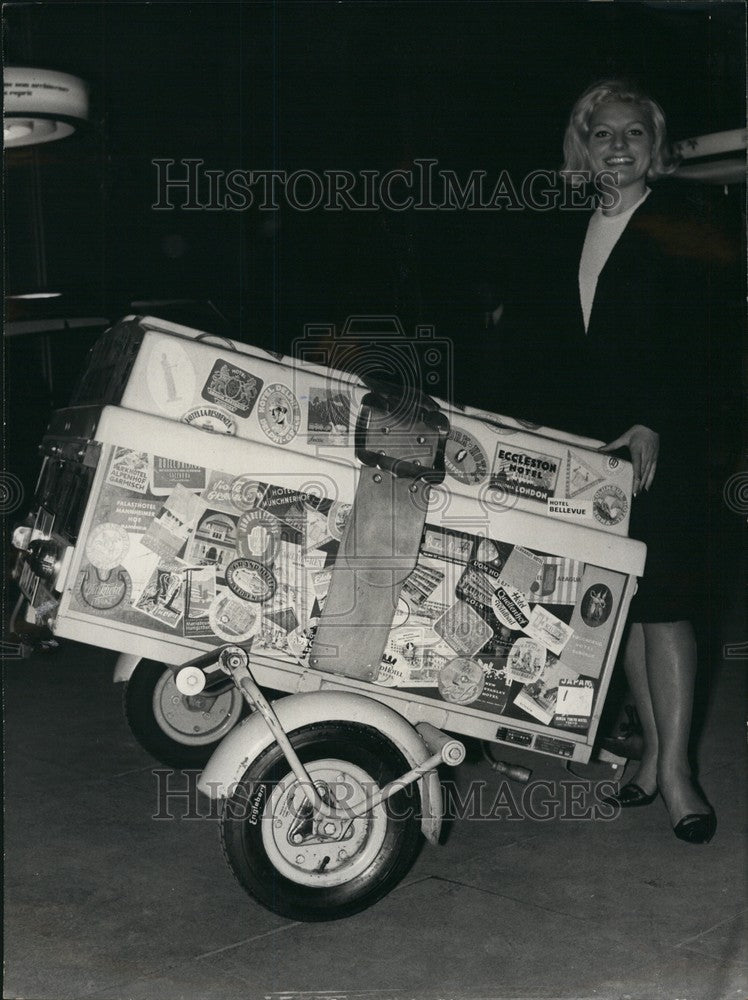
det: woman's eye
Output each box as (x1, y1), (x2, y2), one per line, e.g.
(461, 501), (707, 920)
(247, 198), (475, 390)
(628, 128), (643, 136)
(593, 130), (609, 138)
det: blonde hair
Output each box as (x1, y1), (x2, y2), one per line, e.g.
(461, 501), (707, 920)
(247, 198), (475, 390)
(562, 79), (679, 181)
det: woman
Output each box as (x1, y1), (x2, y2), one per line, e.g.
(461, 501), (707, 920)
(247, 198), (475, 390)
(504, 80), (716, 843)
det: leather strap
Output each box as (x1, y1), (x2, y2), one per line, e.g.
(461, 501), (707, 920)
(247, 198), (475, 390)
(309, 388), (448, 681)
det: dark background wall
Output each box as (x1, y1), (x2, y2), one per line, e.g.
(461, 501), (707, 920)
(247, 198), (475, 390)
(3, 1), (745, 489)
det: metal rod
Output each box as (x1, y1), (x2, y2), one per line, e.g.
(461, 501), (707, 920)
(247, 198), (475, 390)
(219, 646), (453, 826)
(221, 650), (348, 820)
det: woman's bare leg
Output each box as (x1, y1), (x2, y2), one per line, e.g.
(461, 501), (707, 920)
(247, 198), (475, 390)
(642, 620), (710, 823)
(621, 622), (659, 795)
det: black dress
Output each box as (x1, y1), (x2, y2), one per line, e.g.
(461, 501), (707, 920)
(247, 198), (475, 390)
(494, 187), (712, 623)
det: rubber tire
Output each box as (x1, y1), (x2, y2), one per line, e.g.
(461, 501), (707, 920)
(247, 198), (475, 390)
(220, 721), (423, 921)
(123, 659), (245, 769)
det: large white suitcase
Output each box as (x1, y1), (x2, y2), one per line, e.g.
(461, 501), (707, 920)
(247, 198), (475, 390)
(15, 316), (645, 764)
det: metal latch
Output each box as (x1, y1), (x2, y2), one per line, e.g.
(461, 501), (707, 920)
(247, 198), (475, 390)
(354, 378), (449, 484)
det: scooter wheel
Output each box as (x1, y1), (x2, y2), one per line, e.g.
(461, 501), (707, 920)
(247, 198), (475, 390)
(123, 659), (244, 769)
(220, 721), (423, 921)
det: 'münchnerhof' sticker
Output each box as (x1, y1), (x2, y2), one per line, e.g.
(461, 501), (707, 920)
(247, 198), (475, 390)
(257, 383), (301, 445)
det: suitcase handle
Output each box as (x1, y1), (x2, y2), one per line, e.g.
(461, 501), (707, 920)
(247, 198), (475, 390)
(354, 383), (449, 484)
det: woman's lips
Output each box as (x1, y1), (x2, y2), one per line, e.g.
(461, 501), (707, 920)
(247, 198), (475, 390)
(604, 156), (635, 165)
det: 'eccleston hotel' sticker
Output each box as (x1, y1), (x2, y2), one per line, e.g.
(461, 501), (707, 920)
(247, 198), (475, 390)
(491, 444), (560, 503)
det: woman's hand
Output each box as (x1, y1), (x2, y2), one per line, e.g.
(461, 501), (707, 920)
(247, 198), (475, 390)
(599, 424), (660, 496)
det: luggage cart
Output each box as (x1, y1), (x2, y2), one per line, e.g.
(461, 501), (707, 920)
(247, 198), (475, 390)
(11, 315), (645, 920)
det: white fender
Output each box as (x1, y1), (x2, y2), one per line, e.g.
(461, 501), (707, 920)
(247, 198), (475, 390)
(113, 653), (141, 683)
(198, 690), (443, 845)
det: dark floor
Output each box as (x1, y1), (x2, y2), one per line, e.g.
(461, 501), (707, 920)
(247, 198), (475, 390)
(3, 635), (746, 1000)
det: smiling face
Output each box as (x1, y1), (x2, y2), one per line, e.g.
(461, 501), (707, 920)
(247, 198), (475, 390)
(585, 101), (655, 213)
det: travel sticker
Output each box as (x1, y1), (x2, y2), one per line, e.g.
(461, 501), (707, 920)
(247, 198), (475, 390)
(490, 444), (560, 503)
(181, 406), (237, 435)
(555, 677), (595, 730)
(311, 568), (333, 601)
(142, 485), (203, 560)
(529, 557), (583, 606)
(565, 449), (604, 499)
(580, 584), (614, 628)
(152, 456), (206, 494)
(456, 560), (502, 607)
(106, 448), (149, 494)
(225, 558), (277, 603)
(506, 637), (546, 684)
(444, 427), (488, 485)
(402, 563), (445, 606)
(605, 455), (624, 476)
(378, 632), (444, 688)
(514, 659), (578, 726)
(135, 564), (184, 629)
(491, 585), (531, 631)
(593, 485), (628, 526)
(146, 339), (196, 417)
(473, 655), (511, 714)
(182, 565), (216, 637)
(434, 600), (494, 657)
(237, 509), (282, 564)
(562, 567), (625, 680)
(525, 606), (574, 656)
(421, 526), (474, 564)
(185, 508), (239, 580)
(438, 657), (485, 705)
(202, 472), (239, 512)
(473, 537), (512, 569)
(107, 497), (161, 533)
(499, 545), (544, 595)
(209, 592), (262, 642)
(85, 522), (130, 572)
(263, 605), (299, 636)
(326, 501), (352, 542)
(201, 360), (263, 417)
(77, 565), (132, 611)
(304, 505), (333, 551)
(547, 497), (593, 520)
(307, 388), (350, 445)
(257, 383), (300, 445)
(259, 484), (318, 531)
(286, 617), (320, 659)
(229, 475), (268, 512)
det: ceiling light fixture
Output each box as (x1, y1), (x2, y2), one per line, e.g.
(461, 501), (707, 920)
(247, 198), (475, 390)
(4, 67), (89, 148)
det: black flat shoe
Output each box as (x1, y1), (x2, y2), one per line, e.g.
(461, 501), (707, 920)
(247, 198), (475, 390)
(673, 811), (717, 844)
(602, 782), (659, 808)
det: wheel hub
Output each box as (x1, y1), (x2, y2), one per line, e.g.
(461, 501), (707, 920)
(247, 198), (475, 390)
(262, 760), (388, 887)
(153, 670), (241, 745)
